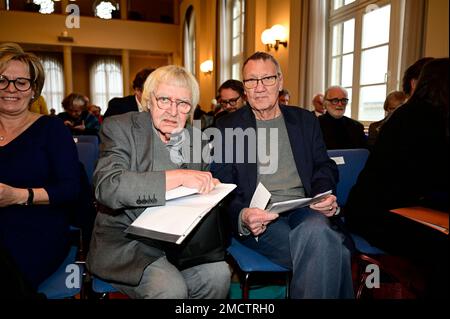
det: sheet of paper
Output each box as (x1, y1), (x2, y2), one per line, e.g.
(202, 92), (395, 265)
(267, 190), (332, 214)
(165, 186), (198, 201)
(249, 182), (271, 209)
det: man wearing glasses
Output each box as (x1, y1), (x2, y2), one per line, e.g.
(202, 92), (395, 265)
(211, 52), (354, 299)
(217, 79), (246, 114)
(319, 86), (367, 150)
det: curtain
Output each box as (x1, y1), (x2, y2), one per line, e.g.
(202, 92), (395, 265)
(298, 0), (327, 109)
(39, 56), (64, 114)
(399, 0), (427, 77)
(90, 58), (123, 110)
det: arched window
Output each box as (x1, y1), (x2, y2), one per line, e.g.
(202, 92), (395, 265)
(40, 56), (64, 114)
(183, 6), (196, 75)
(218, 0), (245, 83)
(90, 58), (123, 109)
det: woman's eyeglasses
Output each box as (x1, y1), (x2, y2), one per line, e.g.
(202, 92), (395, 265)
(0, 75), (32, 92)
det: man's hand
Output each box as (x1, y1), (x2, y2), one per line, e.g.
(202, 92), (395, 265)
(310, 194), (339, 217)
(166, 169), (219, 194)
(241, 207), (279, 236)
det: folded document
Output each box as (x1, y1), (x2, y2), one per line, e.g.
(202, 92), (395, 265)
(125, 183), (236, 244)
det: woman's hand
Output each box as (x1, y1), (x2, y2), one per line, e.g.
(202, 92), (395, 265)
(166, 169), (220, 194)
(0, 183), (27, 207)
(310, 194), (339, 217)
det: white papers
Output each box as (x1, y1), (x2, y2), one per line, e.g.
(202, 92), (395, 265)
(126, 183), (236, 244)
(267, 190), (333, 214)
(165, 186), (198, 201)
(251, 183), (332, 214)
(249, 182), (272, 210)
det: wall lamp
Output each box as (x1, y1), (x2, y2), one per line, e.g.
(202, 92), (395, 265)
(93, 0), (119, 19)
(200, 60), (213, 75)
(261, 24), (288, 51)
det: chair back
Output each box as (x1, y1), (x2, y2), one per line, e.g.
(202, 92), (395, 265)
(38, 246), (84, 299)
(327, 148), (369, 207)
(73, 135), (99, 158)
(76, 142), (97, 185)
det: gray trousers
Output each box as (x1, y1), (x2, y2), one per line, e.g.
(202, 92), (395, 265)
(241, 207), (354, 299)
(112, 257), (231, 299)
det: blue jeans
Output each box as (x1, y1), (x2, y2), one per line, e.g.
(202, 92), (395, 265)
(112, 256), (231, 299)
(241, 207), (354, 299)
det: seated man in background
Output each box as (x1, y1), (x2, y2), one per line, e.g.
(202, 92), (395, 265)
(278, 88), (290, 105)
(367, 90), (406, 148)
(319, 86), (367, 149)
(311, 93), (325, 117)
(87, 65), (230, 299)
(103, 68), (154, 119)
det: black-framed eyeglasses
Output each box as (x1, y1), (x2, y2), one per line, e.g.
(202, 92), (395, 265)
(325, 98), (349, 106)
(219, 96), (241, 107)
(0, 75), (32, 92)
(243, 75), (278, 89)
(152, 92), (192, 114)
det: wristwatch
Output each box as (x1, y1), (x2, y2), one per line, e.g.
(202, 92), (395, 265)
(23, 188), (34, 206)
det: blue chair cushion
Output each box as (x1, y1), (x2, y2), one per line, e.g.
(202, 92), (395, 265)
(38, 246), (84, 299)
(227, 238), (289, 272)
(92, 277), (117, 293)
(351, 233), (385, 255)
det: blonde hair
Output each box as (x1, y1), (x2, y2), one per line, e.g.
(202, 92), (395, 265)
(142, 65), (199, 117)
(0, 42), (45, 104)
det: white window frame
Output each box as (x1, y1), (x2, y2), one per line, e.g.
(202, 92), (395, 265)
(218, 0), (245, 83)
(327, 0), (404, 125)
(183, 6), (196, 76)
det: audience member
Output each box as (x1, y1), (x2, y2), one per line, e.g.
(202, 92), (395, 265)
(87, 65), (230, 299)
(319, 86), (367, 149)
(88, 104), (103, 124)
(58, 93), (100, 136)
(278, 88), (290, 105)
(312, 93), (325, 116)
(211, 52), (354, 299)
(103, 68), (154, 119)
(0, 43), (82, 293)
(217, 79), (246, 113)
(402, 57), (434, 98)
(345, 58), (449, 298)
(367, 91), (406, 148)
(49, 108), (56, 116)
(29, 95), (49, 115)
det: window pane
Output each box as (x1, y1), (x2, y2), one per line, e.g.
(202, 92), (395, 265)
(341, 54), (353, 87)
(360, 45), (388, 85)
(343, 19), (354, 54)
(359, 85), (386, 121)
(331, 57), (341, 86)
(332, 23), (342, 56)
(362, 5), (390, 48)
(334, 0), (355, 10)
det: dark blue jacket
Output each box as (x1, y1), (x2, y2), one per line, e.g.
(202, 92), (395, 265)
(211, 105), (338, 235)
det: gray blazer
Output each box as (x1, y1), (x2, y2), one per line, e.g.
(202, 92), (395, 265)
(86, 112), (206, 285)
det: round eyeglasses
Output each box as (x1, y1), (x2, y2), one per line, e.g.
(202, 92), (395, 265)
(153, 93), (192, 114)
(243, 75), (278, 89)
(0, 75), (32, 92)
